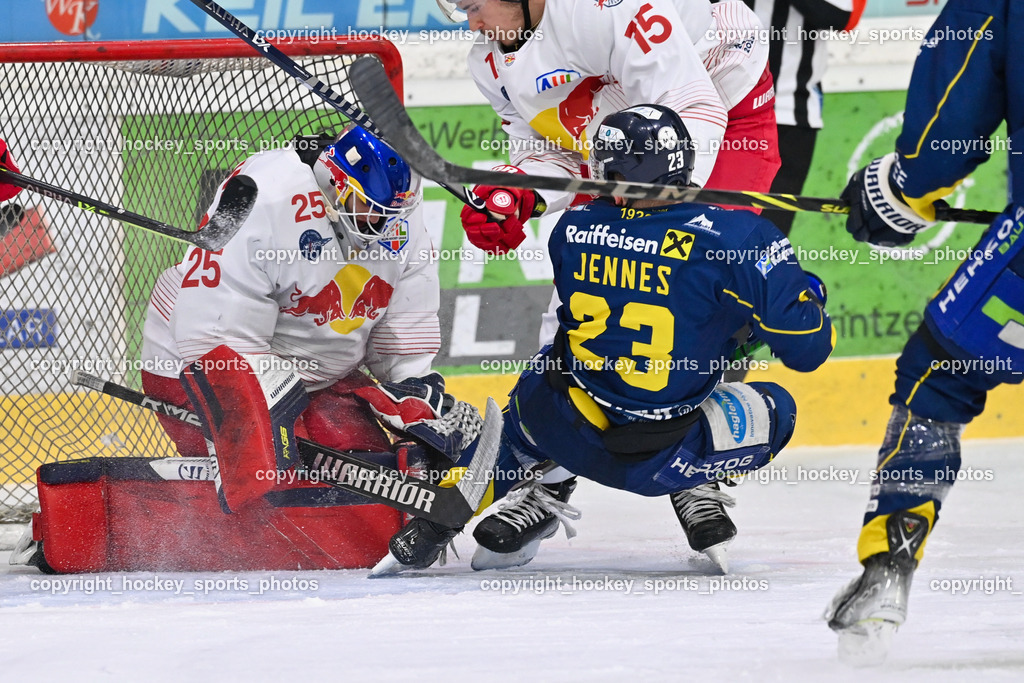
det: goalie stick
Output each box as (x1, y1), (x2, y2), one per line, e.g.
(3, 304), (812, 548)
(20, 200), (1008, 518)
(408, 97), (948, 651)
(348, 57), (999, 226)
(187, 0), (487, 213)
(70, 371), (500, 528)
(0, 169), (256, 251)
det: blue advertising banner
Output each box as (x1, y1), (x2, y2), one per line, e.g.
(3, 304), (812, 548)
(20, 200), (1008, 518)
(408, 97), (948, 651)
(0, 0), (455, 42)
(1, 0), (947, 43)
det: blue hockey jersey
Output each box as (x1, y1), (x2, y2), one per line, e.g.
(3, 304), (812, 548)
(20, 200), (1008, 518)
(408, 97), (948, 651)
(895, 0), (1023, 216)
(550, 201), (835, 420)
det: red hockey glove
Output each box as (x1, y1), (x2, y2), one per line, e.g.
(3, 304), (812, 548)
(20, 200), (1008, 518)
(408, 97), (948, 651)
(460, 165), (537, 255)
(0, 138), (23, 202)
(354, 372), (454, 432)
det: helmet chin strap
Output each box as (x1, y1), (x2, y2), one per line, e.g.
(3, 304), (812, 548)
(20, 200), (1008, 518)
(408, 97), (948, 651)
(520, 0), (532, 39)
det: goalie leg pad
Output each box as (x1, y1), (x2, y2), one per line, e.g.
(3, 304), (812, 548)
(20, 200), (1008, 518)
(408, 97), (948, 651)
(141, 370), (207, 457)
(302, 373), (392, 452)
(32, 457), (401, 573)
(180, 346), (308, 513)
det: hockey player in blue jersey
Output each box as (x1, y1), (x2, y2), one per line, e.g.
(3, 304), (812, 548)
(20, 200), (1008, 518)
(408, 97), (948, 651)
(824, 0), (1024, 665)
(457, 104), (834, 574)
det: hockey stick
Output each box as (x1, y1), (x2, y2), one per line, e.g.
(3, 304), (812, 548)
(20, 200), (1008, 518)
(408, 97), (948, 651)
(348, 57), (999, 225)
(187, 0), (487, 212)
(0, 169), (255, 251)
(0, 168), (257, 251)
(70, 371), (500, 528)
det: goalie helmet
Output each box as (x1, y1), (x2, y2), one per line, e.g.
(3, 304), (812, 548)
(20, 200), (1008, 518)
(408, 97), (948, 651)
(590, 104), (696, 187)
(313, 125), (421, 248)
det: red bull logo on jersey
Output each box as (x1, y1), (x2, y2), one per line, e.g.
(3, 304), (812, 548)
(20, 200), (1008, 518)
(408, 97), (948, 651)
(280, 264), (394, 334)
(536, 69), (581, 93)
(530, 75), (606, 158)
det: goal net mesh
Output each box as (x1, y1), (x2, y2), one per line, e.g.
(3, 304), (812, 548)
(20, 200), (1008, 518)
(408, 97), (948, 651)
(0, 39), (401, 523)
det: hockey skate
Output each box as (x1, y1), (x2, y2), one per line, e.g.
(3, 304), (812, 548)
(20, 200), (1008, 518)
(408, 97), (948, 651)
(471, 478), (580, 571)
(369, 517), (464, 577)
(825, 510), (927, 666)
(670, 481), (737, 573)
(825, 552), (915, 666)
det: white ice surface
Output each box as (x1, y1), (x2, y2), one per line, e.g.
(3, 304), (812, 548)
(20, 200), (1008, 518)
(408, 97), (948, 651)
(2, 441), (1022, 682)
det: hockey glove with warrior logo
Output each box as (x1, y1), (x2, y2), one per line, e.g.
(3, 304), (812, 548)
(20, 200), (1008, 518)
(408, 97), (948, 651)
(460, 165), (541, 254)
(0, 138), (23, 202)
(841, 153), (942, 247)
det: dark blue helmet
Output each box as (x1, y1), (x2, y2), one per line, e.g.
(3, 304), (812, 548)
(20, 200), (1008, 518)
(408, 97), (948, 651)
(590, 104), (695, 187)
(314, 125), (420, 246)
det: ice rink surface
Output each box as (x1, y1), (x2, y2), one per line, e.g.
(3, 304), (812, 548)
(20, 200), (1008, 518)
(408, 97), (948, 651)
(2, 440), (1022, 682)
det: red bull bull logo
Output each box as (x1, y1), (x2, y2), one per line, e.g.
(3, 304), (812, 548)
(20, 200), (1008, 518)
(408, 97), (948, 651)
(529, 75), (606, 157)
(280, 264), (393, 334)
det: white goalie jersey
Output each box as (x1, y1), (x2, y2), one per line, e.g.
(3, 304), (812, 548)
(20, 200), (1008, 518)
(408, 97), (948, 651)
(468, 0), (768, 211)
(141, 148), (441, 388)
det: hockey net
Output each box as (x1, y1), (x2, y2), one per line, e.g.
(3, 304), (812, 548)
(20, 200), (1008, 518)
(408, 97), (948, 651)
(0, 38), (403, 524)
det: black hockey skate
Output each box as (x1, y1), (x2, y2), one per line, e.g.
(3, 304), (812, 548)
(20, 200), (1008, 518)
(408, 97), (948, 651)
(670, 481), (737, 573)
(369, 517), (464, 577)
(471, 478), (580, 570)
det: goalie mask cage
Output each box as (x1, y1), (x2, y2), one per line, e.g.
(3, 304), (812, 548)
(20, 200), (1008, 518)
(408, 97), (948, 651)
(0, 38), (402, 524)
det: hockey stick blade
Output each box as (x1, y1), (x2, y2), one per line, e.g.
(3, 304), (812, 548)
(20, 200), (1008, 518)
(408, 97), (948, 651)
(1, 169), (256, 250)
(189, 0), (486, 212)
(349, 57), (997, 225)
(72, 371), (484, 527)
(454, 397), (501, 514)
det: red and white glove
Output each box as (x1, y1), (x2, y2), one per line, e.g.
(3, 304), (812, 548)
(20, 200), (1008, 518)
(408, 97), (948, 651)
(354, 372), (454, 433)
(0, 138), (23, 202)
(460, 165), (537, 255)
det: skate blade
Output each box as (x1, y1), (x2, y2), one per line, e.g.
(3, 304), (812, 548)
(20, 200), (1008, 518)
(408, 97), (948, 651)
(471, 537), (543, 571)
(368, 551), (412, 578)
(837, 620), (898, 667)
(702, 543), (730, 574)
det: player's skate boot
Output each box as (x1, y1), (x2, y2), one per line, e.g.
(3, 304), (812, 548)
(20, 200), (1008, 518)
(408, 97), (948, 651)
(824, 511), (926, 666)
(670, 481), (737, 573)
(471, 478), (580, 570)
(369, 517), (464, 577)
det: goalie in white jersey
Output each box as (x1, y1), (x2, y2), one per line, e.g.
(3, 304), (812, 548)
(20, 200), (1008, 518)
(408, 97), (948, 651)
(140, 126), (472, 525)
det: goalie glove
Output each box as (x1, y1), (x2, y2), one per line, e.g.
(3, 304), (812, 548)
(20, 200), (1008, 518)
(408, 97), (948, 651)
(460, 165), (542, 255)
(841, 153), (941, 247)
(354, 372), (455, 431)
(0, 138), (23, 202)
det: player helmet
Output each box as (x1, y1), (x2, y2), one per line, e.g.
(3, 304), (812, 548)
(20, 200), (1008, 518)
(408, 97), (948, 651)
(436, 1), (534, 37)
(590, 104), (696, 187)
(314, 125), (421, 247)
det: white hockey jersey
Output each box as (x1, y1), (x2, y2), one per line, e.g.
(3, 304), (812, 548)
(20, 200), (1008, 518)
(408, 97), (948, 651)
(468, 0), (769, 211)
(141, 149), (440, 388)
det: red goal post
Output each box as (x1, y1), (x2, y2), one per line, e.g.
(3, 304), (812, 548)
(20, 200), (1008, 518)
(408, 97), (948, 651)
(0, 37), (402, 524)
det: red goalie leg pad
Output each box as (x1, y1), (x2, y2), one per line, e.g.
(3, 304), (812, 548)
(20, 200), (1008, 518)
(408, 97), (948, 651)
(301, 373), (393, 452)
(141, 371), (208, 457)
(33, 457), (401, 572)
(180, 346), (308, 513)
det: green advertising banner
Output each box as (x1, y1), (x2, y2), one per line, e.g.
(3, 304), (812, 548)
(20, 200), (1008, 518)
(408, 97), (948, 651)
(407, 91), (1010, 372)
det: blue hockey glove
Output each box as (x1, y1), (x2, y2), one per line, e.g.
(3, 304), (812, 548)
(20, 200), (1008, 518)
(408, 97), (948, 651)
(354, 372), (455, 432)
(804, 270), (828, 307)
(841, 153), (940, 247)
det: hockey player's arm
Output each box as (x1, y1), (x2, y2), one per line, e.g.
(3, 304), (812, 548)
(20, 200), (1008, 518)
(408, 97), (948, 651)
(467, 44), (579, 215)
(364, 208), (441, 384)
(893, 4), (1005, 220)
(171, 187), (280, 363)
(723, 225), (835, 373)
(597, 0), (727, 187)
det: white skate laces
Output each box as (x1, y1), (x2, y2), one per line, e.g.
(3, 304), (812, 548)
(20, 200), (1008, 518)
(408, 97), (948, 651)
(671, 481), (737, 526)
(495, 482), (582, 540)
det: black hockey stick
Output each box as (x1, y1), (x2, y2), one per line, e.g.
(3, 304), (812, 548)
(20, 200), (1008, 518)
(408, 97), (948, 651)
(70, 371), (500, 528)
(0, 168), (257, 250)
(187, 0), (487, 213)
(348, 57), (999, 225)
